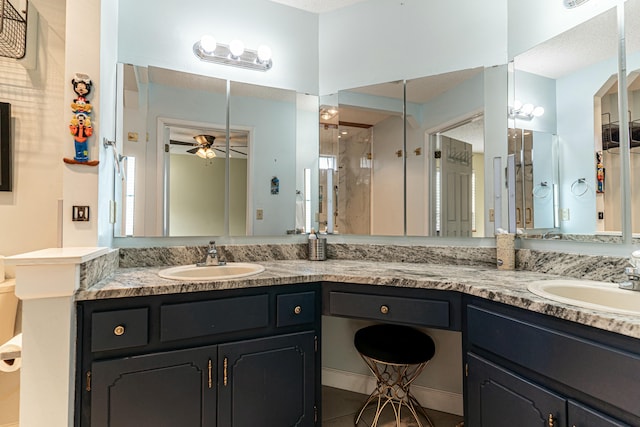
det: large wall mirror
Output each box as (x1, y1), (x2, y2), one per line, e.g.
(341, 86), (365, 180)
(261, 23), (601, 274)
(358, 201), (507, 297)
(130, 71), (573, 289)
(626, 0), (640, 237)
(510, 4), (622, 242)
(114, 63), (314, 238)
(319, 67), (491, 238)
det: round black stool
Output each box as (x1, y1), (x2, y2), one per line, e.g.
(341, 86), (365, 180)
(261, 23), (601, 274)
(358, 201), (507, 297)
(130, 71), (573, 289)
(354, 324), (436, 427)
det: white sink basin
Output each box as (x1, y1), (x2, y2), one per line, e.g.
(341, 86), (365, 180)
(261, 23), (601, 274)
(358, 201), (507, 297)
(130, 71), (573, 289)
(158, 263), (265, 281)
(527, 279), (640, 315)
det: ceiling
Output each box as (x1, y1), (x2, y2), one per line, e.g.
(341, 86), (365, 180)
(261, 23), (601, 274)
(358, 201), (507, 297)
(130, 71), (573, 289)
(516, 3), (640, 79)
(267, 0), (368, 13)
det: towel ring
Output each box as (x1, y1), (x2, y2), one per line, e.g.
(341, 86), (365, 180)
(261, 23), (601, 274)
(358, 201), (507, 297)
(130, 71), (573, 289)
(571, 178), (590, 197)
(532, 182), (551, 199)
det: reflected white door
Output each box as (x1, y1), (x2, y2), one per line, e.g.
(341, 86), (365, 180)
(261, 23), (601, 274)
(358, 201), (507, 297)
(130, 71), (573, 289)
(440, 136), (473, 237)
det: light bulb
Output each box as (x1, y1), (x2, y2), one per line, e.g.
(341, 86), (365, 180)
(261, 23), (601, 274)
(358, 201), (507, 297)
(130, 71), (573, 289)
(257, 45), (272, 63)
(229, 40), (245, 58)
(521, 103), (534, 115)
(200, 35), (217, 54)
(512, 100), (523, 111)
(196, 147), (207, 159)
(532, 106), (545, 117)
(206, 148), (216, 159)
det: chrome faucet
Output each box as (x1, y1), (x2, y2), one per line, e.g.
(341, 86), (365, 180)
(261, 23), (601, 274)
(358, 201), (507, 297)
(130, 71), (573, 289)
(619, 250), (640, 291)
(197, 241), (226, 267)
(619, 267), (640, 291)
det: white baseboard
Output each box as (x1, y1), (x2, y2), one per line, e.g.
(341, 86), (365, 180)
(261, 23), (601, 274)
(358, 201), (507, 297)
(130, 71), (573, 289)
(322, 367), (463, 417)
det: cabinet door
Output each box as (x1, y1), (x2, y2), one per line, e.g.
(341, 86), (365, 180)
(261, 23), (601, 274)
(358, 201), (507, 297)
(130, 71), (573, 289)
(467, 353), (566, 427)
(91, 345), (217, 427)
(218, 331), (316, 427)
(568, 401), (630, 427)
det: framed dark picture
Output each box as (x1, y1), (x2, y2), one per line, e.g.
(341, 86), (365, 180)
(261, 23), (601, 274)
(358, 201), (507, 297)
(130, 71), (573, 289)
(0, 102), (11, 192)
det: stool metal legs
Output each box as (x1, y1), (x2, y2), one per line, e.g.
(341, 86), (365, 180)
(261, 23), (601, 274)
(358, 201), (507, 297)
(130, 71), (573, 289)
(354, 354), (435, 427)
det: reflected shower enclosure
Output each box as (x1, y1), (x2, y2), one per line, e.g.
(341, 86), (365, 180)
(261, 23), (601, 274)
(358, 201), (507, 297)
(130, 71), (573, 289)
(319, 121), (373, 235)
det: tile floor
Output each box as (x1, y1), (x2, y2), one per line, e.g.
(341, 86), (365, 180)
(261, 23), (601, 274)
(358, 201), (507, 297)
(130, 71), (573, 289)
(322, 386), (464, 427)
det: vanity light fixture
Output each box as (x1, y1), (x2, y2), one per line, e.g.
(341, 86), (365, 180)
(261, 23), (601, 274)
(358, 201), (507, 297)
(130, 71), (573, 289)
(563, 0), (590, 9)
(193, 35), (273, 71)
(509, 100), (545, 120)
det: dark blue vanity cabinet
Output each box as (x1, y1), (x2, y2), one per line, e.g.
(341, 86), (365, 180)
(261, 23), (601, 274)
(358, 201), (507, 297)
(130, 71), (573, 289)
(464, 297), (640, 426)
(76, 284), (321, 427)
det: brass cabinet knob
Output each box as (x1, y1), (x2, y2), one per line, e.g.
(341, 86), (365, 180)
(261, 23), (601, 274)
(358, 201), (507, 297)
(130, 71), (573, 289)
(294, 305), (302, 315)
(113, 325), (125, 336)
(380, 305), (389, 314)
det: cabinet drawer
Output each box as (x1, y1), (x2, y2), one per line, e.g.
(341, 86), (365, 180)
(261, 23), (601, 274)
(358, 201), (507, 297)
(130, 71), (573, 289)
(160, 294), (269, 342)
(329, 291), (449, 328)
(91, 308), (149, 352)
(277, 291), (316, 327)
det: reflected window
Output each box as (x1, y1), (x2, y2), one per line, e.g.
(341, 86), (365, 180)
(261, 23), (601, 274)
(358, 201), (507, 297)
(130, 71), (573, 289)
(435, 168), (441, 235)
(319, 155), (336, 170)
(472, 170), (477, 232)
(124, 157), (136, 236)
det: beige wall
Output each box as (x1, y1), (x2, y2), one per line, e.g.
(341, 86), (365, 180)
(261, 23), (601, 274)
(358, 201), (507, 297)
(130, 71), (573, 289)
(322, 316), (463, 393)
(0, 4), (65, 258)
(169, 155), (247, 236)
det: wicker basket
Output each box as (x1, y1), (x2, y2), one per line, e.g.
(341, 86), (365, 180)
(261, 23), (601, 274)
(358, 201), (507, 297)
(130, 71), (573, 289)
(0, 0), (27, 59)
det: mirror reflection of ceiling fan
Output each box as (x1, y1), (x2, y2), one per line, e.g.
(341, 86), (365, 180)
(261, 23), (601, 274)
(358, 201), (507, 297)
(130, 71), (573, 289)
(169, 130), (248, 158)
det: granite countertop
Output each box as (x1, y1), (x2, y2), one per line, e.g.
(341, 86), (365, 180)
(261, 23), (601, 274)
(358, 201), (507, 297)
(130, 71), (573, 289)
(78, 259), (640, 340)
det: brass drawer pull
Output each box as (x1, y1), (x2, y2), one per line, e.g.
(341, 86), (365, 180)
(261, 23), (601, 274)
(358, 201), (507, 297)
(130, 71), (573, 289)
(294, 305), (302, 315)
(380, 305), (389, 314)
(548, 414), (554, 427)
(223, 357), (228, 386)
(113, 325), (125, 336)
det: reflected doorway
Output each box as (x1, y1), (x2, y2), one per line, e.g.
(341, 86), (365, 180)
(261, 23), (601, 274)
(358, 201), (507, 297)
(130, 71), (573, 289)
(164, 125), (249, 236)
(430, 115), (485, 237)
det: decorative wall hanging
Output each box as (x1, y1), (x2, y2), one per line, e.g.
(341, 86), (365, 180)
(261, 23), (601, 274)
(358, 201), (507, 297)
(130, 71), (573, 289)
(63, 73), (99, 166)
(271, 176), (280, 195)
(596, 151), (605, 193)
(0, 101), (12, 191)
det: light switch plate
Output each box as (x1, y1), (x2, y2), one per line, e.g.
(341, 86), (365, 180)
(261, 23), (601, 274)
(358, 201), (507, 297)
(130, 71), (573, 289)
(256, 209), (264, 220)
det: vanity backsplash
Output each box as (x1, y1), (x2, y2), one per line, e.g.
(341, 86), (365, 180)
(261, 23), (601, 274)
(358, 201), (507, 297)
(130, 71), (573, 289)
(79, 243), (631, 291)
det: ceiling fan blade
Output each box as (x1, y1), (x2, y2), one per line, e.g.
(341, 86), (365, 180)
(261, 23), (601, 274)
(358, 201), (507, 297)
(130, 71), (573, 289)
(229, 148), (248, 156)
(186, 147), (199, 154)
(169, 139), (197, 146)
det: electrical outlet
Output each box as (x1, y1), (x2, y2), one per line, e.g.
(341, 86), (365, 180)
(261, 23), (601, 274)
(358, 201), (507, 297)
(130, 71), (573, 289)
(489, 209), (495, 222)
(256, 209), (264, 220)
(560, 208), (570, 221)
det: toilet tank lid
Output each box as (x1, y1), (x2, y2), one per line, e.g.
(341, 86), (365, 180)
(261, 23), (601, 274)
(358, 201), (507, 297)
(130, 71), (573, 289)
(0, 279), (15, 293)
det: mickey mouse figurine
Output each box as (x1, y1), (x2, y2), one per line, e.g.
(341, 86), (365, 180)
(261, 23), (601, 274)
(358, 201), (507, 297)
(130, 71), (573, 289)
(64, 73), (99, 165)
(71, 75), (93, 114)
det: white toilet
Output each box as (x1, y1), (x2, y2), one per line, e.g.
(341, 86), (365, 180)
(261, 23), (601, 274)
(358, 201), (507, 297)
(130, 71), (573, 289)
(0, 279), (20, 427)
